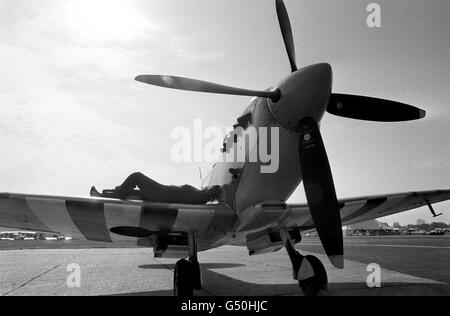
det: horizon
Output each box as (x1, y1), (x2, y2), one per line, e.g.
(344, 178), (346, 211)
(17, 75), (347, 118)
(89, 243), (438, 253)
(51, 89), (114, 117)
(0, 0), (449, 226)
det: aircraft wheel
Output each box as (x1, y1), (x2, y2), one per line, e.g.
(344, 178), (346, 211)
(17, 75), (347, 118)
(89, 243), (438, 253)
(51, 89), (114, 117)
(298, 255), (328, 296)
(189, 257), (202, 290)
(174, 259), (194, 297)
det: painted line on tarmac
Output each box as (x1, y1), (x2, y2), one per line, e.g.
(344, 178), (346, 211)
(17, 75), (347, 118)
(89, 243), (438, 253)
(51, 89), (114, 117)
(302, 243), (450, 249)
(2, 249), (90, 296)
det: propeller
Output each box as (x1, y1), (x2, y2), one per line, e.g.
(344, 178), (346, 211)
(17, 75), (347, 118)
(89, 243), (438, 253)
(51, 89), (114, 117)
(299, 117), (344, 269)
(135, 0), (299, 99)
(276, 0), (297, 72)
(327, 94), (426, 122)
(135, 75), (281, 102)
(275, 2), (344, 268)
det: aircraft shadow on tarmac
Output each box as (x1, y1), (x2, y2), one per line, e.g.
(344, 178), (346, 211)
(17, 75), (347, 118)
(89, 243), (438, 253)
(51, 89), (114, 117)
(137, 263), (245, 270)
(106, 263), (450, 296)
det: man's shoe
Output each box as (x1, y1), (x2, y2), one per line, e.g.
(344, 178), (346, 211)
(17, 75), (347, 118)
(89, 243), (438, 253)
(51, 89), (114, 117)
(90, 186), (101, 197)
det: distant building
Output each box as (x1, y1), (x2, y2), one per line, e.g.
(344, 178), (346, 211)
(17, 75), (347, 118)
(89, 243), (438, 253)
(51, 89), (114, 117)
(0, 231), (69, 241)
(416, 219), (427, 225)
(346, 220), (398, 236)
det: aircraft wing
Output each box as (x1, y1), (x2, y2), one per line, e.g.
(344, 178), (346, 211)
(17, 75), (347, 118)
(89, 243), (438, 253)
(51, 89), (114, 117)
(0, 193), (236, 242)
(284, 189), (450, 229)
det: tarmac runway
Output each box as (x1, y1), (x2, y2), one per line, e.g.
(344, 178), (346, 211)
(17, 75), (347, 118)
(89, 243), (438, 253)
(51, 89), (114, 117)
(1, 236), (449, 296)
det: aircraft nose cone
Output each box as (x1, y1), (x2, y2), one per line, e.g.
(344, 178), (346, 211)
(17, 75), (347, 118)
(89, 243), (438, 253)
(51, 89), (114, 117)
(269, 63), (333, 131)
(297, 62), (331, 77)
(313, 63), (332, 86)
(313, 62), (332, 76)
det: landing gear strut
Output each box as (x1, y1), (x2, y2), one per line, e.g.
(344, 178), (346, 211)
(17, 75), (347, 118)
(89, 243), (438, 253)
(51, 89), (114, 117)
(285, 236), (328, 296)
(173, 233), (202, 296)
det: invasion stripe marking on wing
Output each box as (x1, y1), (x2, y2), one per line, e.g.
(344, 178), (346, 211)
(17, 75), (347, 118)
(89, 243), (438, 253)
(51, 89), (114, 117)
(66, 200), (112, 242)
(339, 200), (368, 222)
(25, 198), (85, 240)
(0, 195), (52, 232)
(385, 192), (440, 216)
(284, 205), (310, 227)
(363, 195), (413, 221)
(104, 203), (142, 241)
(172, 209), (214, 232)
(350, 193), (440, 225)
(300, 203), (346, 228)
(341, 197), (388, 225)
(139, 206), (178, 232)
(343, 195), (409, 226)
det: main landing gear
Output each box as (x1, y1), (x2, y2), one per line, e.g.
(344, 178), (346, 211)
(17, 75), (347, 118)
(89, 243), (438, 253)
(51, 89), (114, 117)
(173, 233), (202, 296)
(173, 231), (329, 296)
(285, 235), (328, 296)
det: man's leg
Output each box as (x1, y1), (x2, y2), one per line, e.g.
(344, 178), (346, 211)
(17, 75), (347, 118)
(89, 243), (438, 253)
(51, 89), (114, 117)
(114, 172), (162, 198)
(105, 172), (221, 203)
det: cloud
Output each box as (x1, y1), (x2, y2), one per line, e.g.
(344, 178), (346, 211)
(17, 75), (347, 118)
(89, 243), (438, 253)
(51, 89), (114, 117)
(412, 158), (450, 171)
(165, 35), (227, 63)
(0, 42), (160, 193)
(0, 0), (224, 195)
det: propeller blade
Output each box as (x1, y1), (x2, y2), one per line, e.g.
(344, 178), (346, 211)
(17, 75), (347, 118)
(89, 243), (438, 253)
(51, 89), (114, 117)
(327, 94), (426, 122)
(135, 75), (281, 101)
(299, 117), (344, 269)
(276, 0), (298, 72)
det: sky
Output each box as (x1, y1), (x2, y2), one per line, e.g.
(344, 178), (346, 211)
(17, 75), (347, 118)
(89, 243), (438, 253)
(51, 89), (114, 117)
(0, 0), (449, 225)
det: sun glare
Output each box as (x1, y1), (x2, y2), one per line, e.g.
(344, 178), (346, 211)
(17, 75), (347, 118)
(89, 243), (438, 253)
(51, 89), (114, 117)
(64, 0), (152, 42)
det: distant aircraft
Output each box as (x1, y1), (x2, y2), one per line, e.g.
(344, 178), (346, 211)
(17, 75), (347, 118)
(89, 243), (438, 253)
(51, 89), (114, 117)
(0, 231), (35, 240)
(0, 0), (448, 296)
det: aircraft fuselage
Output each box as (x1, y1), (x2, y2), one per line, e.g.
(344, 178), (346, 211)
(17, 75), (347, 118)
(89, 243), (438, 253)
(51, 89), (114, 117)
(202, 63), (332, 227)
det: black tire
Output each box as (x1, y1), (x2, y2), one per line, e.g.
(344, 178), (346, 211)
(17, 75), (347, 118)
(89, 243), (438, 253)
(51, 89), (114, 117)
(298, 255), (328, 296)
(189, 258), (202, 290)
(174, 259), (194, 297)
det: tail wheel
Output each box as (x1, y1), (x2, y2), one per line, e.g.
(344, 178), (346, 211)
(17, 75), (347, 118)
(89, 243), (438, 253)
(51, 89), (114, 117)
(298, 255), (328, 296)
(174, 259), (194, 297)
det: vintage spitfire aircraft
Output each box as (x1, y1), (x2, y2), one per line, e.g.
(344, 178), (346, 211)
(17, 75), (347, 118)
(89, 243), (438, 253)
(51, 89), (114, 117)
(0, 0), (449, 296)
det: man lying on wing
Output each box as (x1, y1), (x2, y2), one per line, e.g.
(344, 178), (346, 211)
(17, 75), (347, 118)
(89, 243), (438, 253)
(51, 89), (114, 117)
(90, 172), (221, 204)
